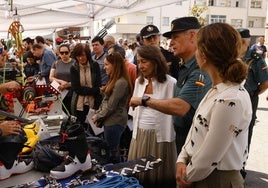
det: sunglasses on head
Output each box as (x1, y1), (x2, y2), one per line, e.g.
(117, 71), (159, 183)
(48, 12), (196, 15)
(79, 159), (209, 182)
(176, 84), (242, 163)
(59, 51), (69, 55)
(108, 52), (114, 56)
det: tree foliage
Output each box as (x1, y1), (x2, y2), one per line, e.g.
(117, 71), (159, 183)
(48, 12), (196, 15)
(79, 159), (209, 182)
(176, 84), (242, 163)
(189, 5), (208, 26)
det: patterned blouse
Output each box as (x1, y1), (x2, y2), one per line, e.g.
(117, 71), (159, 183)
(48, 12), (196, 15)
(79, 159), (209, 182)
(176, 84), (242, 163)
(177, 82), (252, 182)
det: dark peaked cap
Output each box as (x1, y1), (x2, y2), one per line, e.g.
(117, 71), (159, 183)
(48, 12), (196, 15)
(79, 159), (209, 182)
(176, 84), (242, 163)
(237, 28), (251, 38)
(140, 25), (160, 39)
(163, 17), (201, 38)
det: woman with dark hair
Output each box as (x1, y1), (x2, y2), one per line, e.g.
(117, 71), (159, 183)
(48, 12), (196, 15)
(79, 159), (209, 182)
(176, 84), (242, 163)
(92, 52), (132, 164)
(70, 43), (102, 125)
(49, 43), (75, 115)
(128, 45), (177, 187)
(176, 23), (251, 188)
(50, 43), (101, 180)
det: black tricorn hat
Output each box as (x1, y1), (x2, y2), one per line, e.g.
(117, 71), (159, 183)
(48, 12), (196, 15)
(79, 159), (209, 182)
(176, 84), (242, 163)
(237, 28), (251, 38)
(163, 17), (201, 38)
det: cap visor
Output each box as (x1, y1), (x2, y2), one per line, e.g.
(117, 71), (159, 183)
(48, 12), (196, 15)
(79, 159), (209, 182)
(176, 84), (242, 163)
(143, 33), (160, 39)
(163, 29), (188, 38)
(163, 31), (172, 38)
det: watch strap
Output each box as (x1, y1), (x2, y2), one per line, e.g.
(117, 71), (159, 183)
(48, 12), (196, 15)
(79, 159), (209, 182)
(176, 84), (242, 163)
(142, 96), (150, 107)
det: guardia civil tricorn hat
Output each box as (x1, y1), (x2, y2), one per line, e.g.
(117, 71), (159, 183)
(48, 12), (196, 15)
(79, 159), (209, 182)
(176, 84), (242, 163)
(163, 17), (201, 38)
(237, 28), (251, 38)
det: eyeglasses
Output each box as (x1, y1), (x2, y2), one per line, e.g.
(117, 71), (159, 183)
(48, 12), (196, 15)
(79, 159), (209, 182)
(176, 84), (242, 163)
(59, 51), (69, 55)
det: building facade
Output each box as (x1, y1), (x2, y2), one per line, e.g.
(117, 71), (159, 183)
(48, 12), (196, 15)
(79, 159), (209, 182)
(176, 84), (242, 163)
(86, 0), (266, 44)
(192, 0), (267, 43)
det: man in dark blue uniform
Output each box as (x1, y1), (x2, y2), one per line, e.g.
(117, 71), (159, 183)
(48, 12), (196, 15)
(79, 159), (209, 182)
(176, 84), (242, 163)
(238, 28), (268, 152)
(136, 24), (180, 79)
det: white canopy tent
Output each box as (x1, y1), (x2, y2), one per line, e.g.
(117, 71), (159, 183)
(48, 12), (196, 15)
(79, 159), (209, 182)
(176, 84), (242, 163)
(0, 0), (182, 38)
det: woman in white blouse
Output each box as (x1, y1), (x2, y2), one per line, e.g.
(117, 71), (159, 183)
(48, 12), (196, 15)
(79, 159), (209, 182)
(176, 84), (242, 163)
(128, 45), (177, 187)
(176, 23), (252, 188)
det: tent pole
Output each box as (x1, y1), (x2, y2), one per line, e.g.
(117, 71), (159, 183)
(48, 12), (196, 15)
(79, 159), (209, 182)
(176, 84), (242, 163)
(90, 17), (94, 41)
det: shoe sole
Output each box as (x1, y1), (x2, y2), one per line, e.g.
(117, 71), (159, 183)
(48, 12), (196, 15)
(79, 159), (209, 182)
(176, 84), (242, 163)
(50, 165), (92, 180)
(50, 155), (92, 180)
(0, 162), (34, 180)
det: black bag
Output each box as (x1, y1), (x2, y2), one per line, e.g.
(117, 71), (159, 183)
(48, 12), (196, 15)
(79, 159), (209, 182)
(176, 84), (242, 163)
(32, 143), (64, 172)
(86, 136), (110, 165)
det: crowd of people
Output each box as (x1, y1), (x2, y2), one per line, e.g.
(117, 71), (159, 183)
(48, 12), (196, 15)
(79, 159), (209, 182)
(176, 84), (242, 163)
(0, 15), (268, 188)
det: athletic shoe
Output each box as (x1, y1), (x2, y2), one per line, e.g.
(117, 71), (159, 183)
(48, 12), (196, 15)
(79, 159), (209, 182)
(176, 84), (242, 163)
(50, 153), (92, 179)
(0, 158), (34, 180)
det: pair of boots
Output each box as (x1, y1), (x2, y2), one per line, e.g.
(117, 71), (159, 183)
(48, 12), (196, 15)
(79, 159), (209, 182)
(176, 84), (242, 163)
(0, 130), (34, 180)
(50, 122), (92, 179)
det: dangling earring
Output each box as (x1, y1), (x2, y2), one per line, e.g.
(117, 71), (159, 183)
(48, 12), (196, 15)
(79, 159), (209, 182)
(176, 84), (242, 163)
(195, 73), (205, 87)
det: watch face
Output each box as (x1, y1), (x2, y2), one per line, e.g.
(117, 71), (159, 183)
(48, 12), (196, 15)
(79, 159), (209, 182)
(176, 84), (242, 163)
(142, 95), (150, 100)
(142, 95), (151, 107)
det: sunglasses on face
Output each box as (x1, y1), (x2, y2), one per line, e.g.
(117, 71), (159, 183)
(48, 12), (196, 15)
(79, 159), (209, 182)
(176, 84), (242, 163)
(59, 51), (69, 55)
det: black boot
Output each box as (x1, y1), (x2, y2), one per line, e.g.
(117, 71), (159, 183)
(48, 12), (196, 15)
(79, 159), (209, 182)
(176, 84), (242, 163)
(0, 130), (27, 169)
(110, 146), (121, 164)
(0, 130), (34, 180)
(50, 123), (92, 179)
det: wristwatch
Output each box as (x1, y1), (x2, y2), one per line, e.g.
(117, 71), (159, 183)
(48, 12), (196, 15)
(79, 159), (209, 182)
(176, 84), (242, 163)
(0, 128), (2, 137)
(142, 95), (151, 107)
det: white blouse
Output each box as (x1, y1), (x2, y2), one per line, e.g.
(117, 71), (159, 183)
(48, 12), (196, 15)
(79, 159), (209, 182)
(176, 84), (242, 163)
(129, 75), (177, 142)
(177, 83), (252, 182)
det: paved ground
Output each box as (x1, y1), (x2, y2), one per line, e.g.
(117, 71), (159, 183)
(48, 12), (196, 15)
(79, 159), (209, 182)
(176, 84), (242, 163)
(244, 91), (268, 188)
(1, 92), (268, 187)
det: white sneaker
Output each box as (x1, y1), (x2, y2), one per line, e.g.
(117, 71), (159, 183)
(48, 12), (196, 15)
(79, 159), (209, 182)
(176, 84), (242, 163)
(50, 153), (92, 180)
(0, 158), (34, 180)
